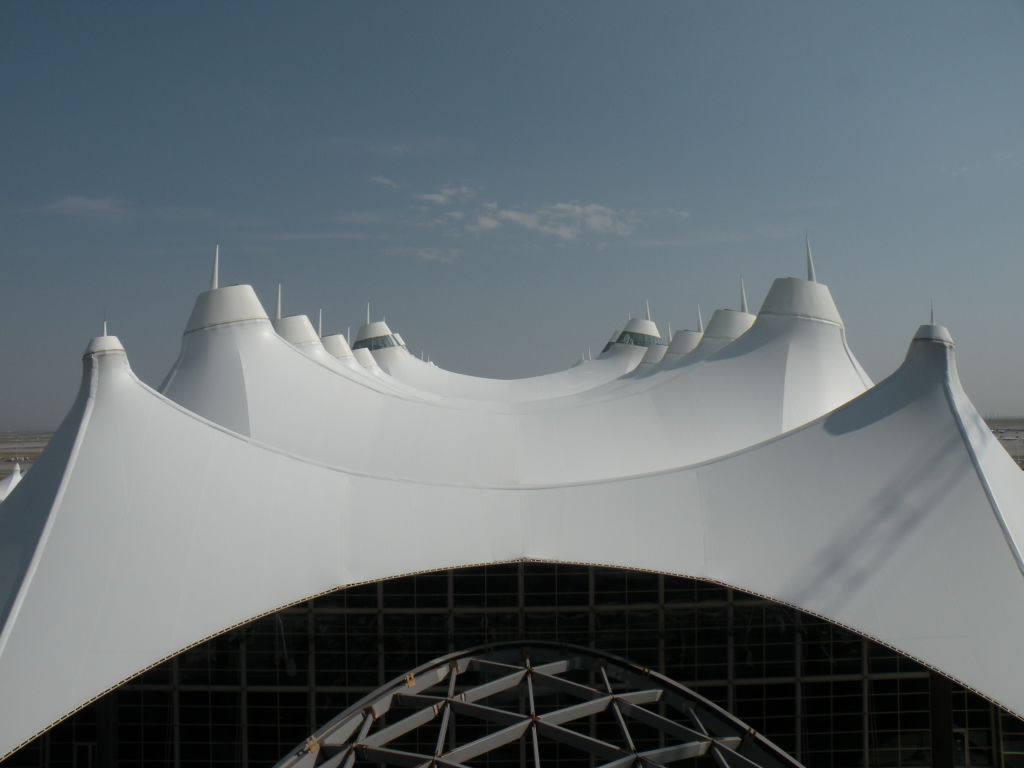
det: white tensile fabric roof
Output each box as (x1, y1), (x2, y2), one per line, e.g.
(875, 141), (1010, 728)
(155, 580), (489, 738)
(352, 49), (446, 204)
(0, 465), (21, 503)
(1, 268), (1024, 759)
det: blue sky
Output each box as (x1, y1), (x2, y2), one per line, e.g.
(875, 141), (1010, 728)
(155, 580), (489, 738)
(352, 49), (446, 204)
(3, 2), (1024, 429)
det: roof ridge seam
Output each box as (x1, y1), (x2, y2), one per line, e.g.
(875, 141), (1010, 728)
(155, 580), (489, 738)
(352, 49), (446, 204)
(0, 355), (100, 663)
(183, 317), (271, 336)
(839, 325), (873, 389)
(942, 376), (1024, 578)
(755, 311), (843, 328)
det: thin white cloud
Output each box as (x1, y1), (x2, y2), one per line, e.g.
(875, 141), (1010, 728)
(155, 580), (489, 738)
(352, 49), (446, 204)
(466, 215), (501, 233)
(484, 202), (633, 240)
(415, 185), (476, 205)
(497, 210), (540, 229)
(369, 176), (398, 188)
(42, 195), (126, 219)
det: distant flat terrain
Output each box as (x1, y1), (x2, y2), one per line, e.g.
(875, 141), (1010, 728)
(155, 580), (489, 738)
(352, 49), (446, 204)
(985, 418), (1024, 468)
(0, 432), (53, 479)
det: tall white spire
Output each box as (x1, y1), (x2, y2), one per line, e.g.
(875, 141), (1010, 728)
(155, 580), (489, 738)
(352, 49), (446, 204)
(102, 320), (107, 336)
(930, 300), (934, 325)
(275, 285), (282, 321)
(697, 305), (704, 334)
(806, 236), (817, 283)
(318, 309), (323, 338)
(367, 303), (371, 324)
(210, 245), (219, 290)
(667, 321), (673, 341)
(740, 278), (748, 313)
(646, 300), (651, 321)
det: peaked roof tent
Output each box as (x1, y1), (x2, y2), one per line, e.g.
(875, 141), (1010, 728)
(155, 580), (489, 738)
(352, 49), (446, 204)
(155, 267), (869, 483)
(1, 321), (1024, 761)
(621, 315), (660, 339)
(354, 319), (394, 342)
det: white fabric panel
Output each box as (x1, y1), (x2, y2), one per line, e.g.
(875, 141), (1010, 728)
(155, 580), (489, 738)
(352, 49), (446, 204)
(0, 465), (21, 502)
(381, 343), (647, 401)
(157, 279), (870, 488)
(2, 326), (1024, 760)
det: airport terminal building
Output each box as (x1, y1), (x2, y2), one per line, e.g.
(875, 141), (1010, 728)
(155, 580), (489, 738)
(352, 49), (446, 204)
(4, 250), (1024, 768)
(5, 565), (1024, 768)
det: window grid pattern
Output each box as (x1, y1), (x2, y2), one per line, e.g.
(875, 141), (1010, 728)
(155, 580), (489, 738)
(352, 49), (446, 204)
(3, 565), (1022, 768)
(349, 335), (399, 352)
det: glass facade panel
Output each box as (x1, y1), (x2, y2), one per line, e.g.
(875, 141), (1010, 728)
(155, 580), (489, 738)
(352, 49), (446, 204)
(5, 565), (1023, 768)
(349, 335), (398, 351)
(614, 331), (664, 347)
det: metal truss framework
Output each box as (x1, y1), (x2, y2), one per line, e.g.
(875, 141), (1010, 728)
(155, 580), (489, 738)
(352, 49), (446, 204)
(275, 642), (806, 768)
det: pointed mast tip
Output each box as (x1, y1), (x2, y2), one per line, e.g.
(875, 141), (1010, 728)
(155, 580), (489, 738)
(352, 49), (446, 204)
(210, 245), (219, 290)
(805, 236), (817, 283)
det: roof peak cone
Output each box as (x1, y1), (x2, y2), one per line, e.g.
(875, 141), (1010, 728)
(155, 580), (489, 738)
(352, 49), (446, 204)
(806, 236), (817, 283)
(275, 285), (282, 321)
(697, 305), (704, 334)
(740, 279), (748, 313)
(646, 300), (651, 322)
(86, 324), (125, 353)
(913, 322), (954, 345)
(210, 245), (219, 291)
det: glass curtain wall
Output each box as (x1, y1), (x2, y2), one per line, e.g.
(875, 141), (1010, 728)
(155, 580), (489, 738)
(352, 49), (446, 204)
(4, 564), (1021, 768)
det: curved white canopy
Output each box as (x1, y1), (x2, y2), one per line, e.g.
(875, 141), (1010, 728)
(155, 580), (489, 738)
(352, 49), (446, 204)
(2, 253), (1024, 761)
(1, 318), (1024, 759)
(152, 276), (870, 487)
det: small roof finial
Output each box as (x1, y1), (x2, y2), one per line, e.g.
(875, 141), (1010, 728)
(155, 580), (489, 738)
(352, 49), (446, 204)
(740, 278), (748, 313)
(697, 305), (704, 334)
(930, 300), (934, 325)
(347, 326), (351, 345)
(275, 284), (282, 321)
(367, 303), (371, 325)
(102, 319), (107, 336)
(646, 300), (651, 321)
(667, 321), (673, 341)
(806, 235), (817, 283)
(318, 308), (323, 338)
(210, 245), (219, 290)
